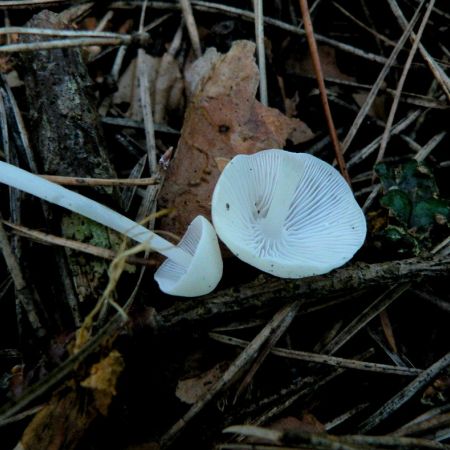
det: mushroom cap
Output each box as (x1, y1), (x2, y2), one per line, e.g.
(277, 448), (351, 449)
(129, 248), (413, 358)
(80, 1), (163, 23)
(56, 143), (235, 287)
(154, 215), (223, 296)
(211, 149), (366, 278)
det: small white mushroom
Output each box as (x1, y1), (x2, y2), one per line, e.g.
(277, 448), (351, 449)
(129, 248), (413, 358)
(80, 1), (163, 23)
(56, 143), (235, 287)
(211, 149), (366, 278)
(0, 161), (223, 297)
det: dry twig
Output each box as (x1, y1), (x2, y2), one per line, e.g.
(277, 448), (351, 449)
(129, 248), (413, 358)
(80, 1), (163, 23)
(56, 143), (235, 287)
(253, 0), (268, 106)
(298, 0), (350, 185)
(374, 0), (436, 169)
(341, 0), (426, 154)
(160, 302), (302, 447)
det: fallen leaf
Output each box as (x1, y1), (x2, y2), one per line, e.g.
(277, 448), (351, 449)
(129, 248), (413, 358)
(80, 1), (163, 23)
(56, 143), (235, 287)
(289, 45), (354, 82)
(270, 413), (325, 434)
(19, 387), (96, 450)
(159, 40), (313, 235)
(80, 349), (125, 415)
(175, 362), (226, 404)
(113, 53), (183, 124)
(184, 47), (220, 98)
(353, 92), (387, 121)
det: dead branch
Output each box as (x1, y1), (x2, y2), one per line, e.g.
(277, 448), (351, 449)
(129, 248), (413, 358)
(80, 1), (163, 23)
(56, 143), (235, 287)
(158, 254), (450, 329)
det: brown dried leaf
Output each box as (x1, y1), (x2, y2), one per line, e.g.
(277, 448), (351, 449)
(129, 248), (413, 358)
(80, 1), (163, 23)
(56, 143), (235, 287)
(19, 388), (96, 450)
(353, 92), (388, 120)
(270, 412), (325, 434)
(289, 45), (355, 82)
(159, 40), (313, 235)
(80, 349), (125, 415)
(175, 362), (226, 404)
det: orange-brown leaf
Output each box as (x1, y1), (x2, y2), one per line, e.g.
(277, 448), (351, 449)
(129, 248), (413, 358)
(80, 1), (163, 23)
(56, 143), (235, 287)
(159, 40), (313, 235)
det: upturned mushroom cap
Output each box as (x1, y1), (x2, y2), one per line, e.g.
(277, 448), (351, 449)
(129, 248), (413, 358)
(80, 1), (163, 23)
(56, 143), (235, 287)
(154, 215), (223, 296)
(211, 149), (366, 278)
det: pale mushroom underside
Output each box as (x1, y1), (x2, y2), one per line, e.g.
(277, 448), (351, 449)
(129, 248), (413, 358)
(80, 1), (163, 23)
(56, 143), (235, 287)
(212, 149), (367, 278)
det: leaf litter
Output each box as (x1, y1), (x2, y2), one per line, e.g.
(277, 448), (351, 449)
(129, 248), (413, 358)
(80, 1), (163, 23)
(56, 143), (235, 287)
(0, 2), (449, 450)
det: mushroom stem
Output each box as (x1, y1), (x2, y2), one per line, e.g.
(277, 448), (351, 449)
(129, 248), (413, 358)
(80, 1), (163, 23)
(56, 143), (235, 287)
(262, 156), (299, 234)
(0, 161), (192, 267)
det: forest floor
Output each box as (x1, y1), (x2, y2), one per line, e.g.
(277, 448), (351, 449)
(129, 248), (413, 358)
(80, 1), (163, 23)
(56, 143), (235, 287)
(0, 1), (449, 449)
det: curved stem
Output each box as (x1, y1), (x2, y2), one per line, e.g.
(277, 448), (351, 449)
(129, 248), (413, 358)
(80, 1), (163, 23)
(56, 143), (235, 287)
(0, 161), (192, 267)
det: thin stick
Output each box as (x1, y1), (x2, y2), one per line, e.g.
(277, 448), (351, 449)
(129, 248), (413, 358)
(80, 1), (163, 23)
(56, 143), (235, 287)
(0, 26), (126, 39)
(0, 0), (66, 6)
(393, 412), (450, 437)
(136, 0), (160, 226)
(414, 131), (447, 162)
(0, 77), (38, 173)
(138, 1), (157, 173)
(225, 425), (450, 450)
(325, 403), (370, 431)
(160, 302), (300, 447)
(0, 215), (45, 337)
(341, 0), (426, 154)
(374, 0), (435, 169)
(321, 283), (410, 355)
(0, 37), (126, 52)
(4, 221), (158, 267)
(332, 2), (397, 47)
(233, 301), (301, 402)
(40, 174), (158, 187)
(359, 351), (450, 433)
(0, 90), (9, 162)
(179, 0), (202, 58)
(387, 0), (450, 101)
(253, 0), (268, 106)
(210, 333), (422, 376)
(298, 0), (350, 185)
(109, 1), (391, 64)
(347, 110), (422, 168)
(189, 0), (392, 64)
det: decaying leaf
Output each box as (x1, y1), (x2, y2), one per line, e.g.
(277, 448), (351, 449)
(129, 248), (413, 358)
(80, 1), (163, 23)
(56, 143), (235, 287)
(175, 362), (226, 405)
(80, 349), (125, 415)
(288, 45), (355, 82)
(184, 47), (220, 99)
(270, 412), (325, 434)
(18, 386), (96, 450)
(159, 40), (313, 235)
(113, 53), (183, 124)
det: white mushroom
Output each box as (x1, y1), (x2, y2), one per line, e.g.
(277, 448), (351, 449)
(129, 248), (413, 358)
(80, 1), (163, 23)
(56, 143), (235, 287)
(0, 161), (223, 297)
(211, 149), (366, 278)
